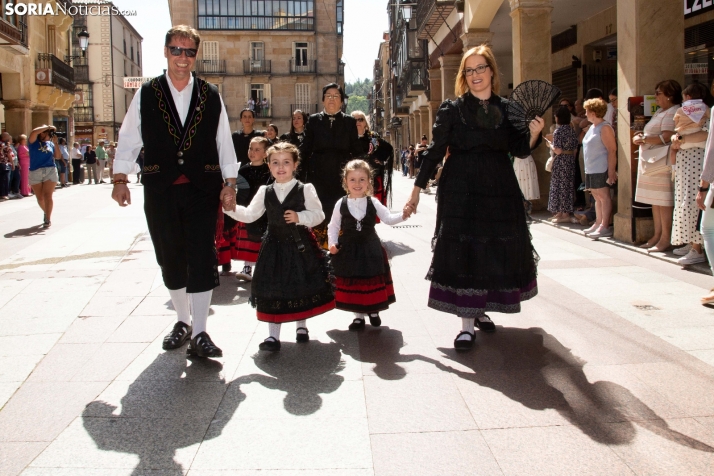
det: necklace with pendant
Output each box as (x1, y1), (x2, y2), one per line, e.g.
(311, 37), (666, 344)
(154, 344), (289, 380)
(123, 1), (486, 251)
(479, 99), (489, 114)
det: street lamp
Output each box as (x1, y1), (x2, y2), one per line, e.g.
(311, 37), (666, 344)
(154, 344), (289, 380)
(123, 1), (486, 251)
(66, 28), (90, 64)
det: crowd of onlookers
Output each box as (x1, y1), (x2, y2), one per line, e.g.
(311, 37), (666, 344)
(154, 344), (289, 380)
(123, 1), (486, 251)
(397, 135), (440, 195)
(538, 81), (714, 274)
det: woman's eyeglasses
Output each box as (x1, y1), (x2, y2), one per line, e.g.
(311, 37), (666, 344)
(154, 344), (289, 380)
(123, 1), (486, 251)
(463, 65), (490, 76)
(325, 95), (341, 100)
(356, 118), (365, 123)
(168, 46), (198, 58)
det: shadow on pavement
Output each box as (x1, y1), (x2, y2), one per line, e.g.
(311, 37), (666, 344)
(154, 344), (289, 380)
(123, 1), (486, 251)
(211, 279), (251, 306)
(233, 341), (345, 415)
(436, 326), (714, 451)
(82, 353), (238, 475)
(382, 240), (415, 258)
(4, 225), (46, 238)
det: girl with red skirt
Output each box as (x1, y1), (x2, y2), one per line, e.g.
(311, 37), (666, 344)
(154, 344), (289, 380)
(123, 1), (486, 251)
(328, 159), (408, 330)
(223, 142), (334, 351)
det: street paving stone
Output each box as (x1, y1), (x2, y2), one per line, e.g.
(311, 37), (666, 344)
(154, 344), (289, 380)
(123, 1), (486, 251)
(1, 178), (714, 475)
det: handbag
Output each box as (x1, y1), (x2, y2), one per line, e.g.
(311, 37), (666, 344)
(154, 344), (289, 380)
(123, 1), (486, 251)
(639, 144), (670, 176)
(545, 155), (554, 172)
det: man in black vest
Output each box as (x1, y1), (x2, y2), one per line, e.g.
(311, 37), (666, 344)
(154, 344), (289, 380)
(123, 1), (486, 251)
(112, 25), (239, 358)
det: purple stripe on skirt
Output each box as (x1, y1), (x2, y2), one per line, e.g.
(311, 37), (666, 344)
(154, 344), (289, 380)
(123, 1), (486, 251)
(428, 279), (538, 318)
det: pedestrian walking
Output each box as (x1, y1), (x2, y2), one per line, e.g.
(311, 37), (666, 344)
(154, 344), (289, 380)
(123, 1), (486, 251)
(28, 125), (61, 227)
(223, 142), (334, 352)
(328, 159), (408, 330)
(402, 44), (544, 350)
(84, 145), (98, 184)
(298, 82), (363, 248)
(233, 136), (272, 280)
(70, 141), (83, 185)
(112, 25), (239, 359)
(95, 140), (108, 183)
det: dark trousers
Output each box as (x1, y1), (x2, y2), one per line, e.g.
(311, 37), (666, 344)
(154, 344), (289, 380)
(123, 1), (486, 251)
(0, 164), (10, 197)
(10, 166), (20, 194)
(144, 182), (220, 293)
(72, 159), (83, 184)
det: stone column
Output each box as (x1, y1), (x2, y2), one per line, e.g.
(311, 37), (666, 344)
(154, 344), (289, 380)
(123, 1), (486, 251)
(32, 105), (53, 129)
(1, 100), (32, 139)
(614, 0), (684, 242)
(409, 113), (416, 146)
(420, 106), (431, 142)
(429, 67), (443, 129)
(510, 0), (553, 210)
(439, 55), (462, 101)
(461, 30), (494, 51)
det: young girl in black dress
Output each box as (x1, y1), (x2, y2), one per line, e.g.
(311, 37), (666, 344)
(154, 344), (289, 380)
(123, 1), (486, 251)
(234, 136), (272, 281)
(223, 142), (335, 351)
(328, 159), (408, 330)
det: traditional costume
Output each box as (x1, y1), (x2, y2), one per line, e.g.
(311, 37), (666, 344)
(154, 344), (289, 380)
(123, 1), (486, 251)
(357, 131), (394, 212)
(280, 130), (306, 148)
(415, 92), (540, 347)
(114, 72), (239, 358)
(233, 161), (272, 279)
(328, 196), (404, 329)
(299, 110), (363, 247)
(224, 178), (335, 351)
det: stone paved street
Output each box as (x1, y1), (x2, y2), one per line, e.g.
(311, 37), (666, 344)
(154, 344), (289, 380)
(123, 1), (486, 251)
(1, 175), (714, 475)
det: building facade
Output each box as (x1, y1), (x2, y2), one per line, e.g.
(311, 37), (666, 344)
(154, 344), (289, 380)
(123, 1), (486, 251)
(378, 0), (710, 244)
(0, 2), (75, 140)
(73, 1), (143, 147)
(168, 0), (345, 134)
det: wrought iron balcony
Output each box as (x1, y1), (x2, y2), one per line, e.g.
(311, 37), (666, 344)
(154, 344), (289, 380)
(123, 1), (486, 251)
(196, 59), (226, 74)
(243, 59), (271, 74)
(416, 0), (457, 40)
(73, 109), (94, 123)
(0, 17), (27, 47)
(289, 59), (317, 74)
(291, 104), (318, 115)
(403, 61), (427, 96)
(36, 54), (75, 93)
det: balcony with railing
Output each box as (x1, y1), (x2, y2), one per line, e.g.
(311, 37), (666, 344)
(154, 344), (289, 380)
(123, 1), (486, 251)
(197, 59), (226, 74)
(253, 106), (272, 118)
(243, 59), (271, 74)
(36, 54), (75, 92)
(289, 59), (317, 74)
(291, 104), (318, 115)
(73, 107), (94, 123)
(403, 61), (427, 97)
(416, 0), (457, 40)
(0, 17), (28, 47)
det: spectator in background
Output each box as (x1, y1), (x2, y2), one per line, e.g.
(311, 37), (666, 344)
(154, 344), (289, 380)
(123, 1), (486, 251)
(261, 97), (269, 117)
(95, 140), (108, 183)
(414, 135), (428, 183)
(136, 146), (144, 183)
(280, 109), (307, 146)
(106, 142), (116, 181)
(28, 125), (61, 227)
(71, 141), (83, 185)
(584, 88), (615, 125)
(84, 144), (98, 184)
(582, 98), (618, 239)
(408, 145), (415, 178)
(8, 135), (21, 199)
(0, 132), (14, 200)
(57, 137), (70, 187)
(265, 124), (279, 145)
(17, 135), (31, 196)
(401, 147), (408, 176)
(547, 106), (579, 223)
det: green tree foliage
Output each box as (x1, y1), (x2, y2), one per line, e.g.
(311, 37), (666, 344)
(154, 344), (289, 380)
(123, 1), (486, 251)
(345, 78), (373, 114)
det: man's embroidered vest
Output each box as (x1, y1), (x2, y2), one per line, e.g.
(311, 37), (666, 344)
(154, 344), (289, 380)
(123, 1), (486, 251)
(139, 74), (222, 191)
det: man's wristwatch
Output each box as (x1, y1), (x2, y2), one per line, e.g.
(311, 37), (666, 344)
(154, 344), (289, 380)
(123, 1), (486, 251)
(223, 181), (236, 190)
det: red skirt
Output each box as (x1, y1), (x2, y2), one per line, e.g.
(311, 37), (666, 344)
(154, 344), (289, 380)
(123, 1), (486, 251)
(335, 269), (396, 314)
(235, 222), (261, 262)
(256, 300), (336, 323)
(217, 223), (238, 266)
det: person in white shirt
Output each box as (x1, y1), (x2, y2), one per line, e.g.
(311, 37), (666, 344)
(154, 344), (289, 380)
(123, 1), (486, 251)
(111, 25), (239, 359)
(70, 142), (83, 184)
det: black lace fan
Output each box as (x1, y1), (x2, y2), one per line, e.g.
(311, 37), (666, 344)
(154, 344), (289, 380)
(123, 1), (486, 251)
(507, 80), (561, 133)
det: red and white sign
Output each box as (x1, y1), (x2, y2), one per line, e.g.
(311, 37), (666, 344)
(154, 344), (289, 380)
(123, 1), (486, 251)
(684, 63), (708, 75)
(123, 77), (153, 89)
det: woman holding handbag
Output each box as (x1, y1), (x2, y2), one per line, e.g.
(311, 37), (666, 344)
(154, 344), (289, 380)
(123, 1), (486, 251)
(633, 80), (681, 252)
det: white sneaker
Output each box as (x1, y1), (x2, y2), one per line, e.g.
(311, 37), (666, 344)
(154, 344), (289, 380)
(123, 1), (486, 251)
(589, 227), (613, 239)
(673, 244), (692, 256)
(677, 249), (706, 266)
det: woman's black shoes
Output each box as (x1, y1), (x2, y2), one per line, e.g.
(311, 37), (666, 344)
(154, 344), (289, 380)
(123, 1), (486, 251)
(454, 331), (475, 351)
(368, 313), (382, 327)
(162, 322), (192, 350)
(475, 315), (496, 333)
(187, 332), (223, 358)
(296, 327), (309, 343)
(259, 337), (281, 352)
(348, 318), (366, 331)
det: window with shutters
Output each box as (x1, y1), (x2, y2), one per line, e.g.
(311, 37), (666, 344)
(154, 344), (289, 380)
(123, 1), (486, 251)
(203, 41), (219, 61)
(47, 25), (56, 54)
(293, 84), (312, 113)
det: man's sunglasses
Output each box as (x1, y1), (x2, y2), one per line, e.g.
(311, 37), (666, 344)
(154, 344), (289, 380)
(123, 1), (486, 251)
(168, 46), (198, 58)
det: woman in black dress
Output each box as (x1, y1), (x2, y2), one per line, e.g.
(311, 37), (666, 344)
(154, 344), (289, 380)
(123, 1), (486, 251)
(299, 83), (363, 248)
(403, 45), (545, 350)
(351, 110), (394, 209)
(280, 110), (308, 147)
